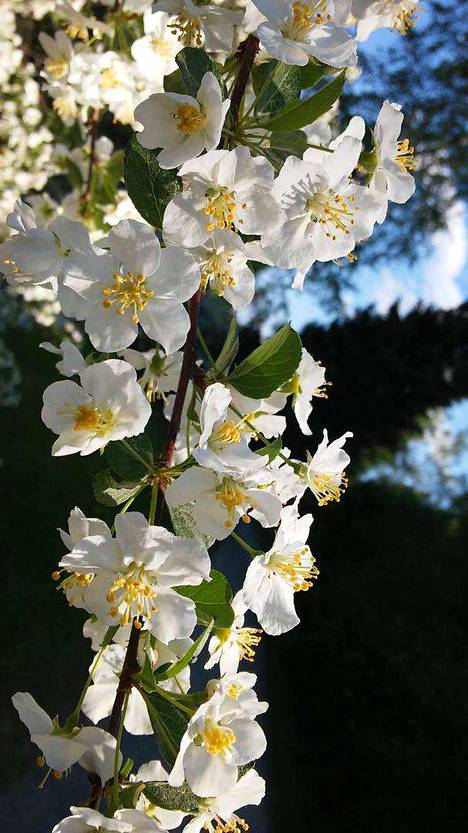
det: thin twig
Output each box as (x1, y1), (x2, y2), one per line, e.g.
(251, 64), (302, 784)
(82, 108), (100, 206)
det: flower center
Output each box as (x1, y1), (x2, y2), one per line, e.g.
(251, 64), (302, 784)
(306, 190), (357, 240)
(100, 68), (121, 89)
(395, 138), (415, 171)
(73, 405), (116, 435)
(203, 188), (243, 233)
(212, 420), (242, 451)
(201, 251), (236, 296)
(170, 14), (203, 46)
(65, 22), (88, 41)
(237, 627), (262, 662)
(201, 718), (236, 757)
(174, 104), (207, 134)
(102, 271), (154, 324)
(151, 36), (177, 57)
(215, 477), (258, 528)
(53, 569), (95, 607)
(309, 471), (348, 505)
(269, 547), (319, 592)
(285, 0), (332, 39)
(389, 0), (421, 34)
(209, 814), (250, 832)
(53, 95), (77, 119)
(106, 564), (158, 627)
(45, 57), (69, 81)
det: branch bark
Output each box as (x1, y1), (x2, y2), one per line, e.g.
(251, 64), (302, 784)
(228, 35), (260, 128)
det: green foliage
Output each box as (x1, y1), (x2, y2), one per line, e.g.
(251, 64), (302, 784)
(264, 70), (346, 132)
(143, 779), (200, 813)
(104, 433), (153, 480)
(176, 569), (234, 628)
(124, 136), (181, 231)
(299, 61), (332, 88)
(169, 503), (215, 550)
(176, 46), (214, 96)
(213, 315), (239, 375)
(142, 690), (190, 768)
(155, 621), (214, 682)
(252, 60), (301, 123)
(256, 435), (283, 463)
(91, 150), (124, 206)
(93, 468), (146, 507)
(228, 323), (302, 398)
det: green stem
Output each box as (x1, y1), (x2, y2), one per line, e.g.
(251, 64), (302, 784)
(231, 530), (260, 558)
(120, 482), (148, 515)
(154, 685), (195, 716)
(228, 401), (296, 468)
(112, 690), (129, 809)
(149, 479), (158, 525)
(197, 326), (217, 368)
(67, 626), (117, 726)
(120, 439), (154, 473)
(239, 60), (281, 127)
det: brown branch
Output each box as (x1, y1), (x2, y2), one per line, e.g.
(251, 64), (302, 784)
(228, 35), (260, 129)
(107, 620), (142, 737)
(82, 108), (100, 207)
(154, 285), (203, 522)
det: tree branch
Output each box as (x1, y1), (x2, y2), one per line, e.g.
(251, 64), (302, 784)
(82, 108), (100, 208)
(228, 35), (260, 129)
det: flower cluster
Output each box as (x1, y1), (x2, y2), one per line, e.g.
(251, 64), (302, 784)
(6, 0), (417, 830)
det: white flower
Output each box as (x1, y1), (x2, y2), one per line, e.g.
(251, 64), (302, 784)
(353, 0), (421, 40)
(133, 760), (186, 830)
(0, 201), (98, 289)
(166, 463), (281, 540)
(56, 1), (111, 41)
(39, 30), (76, 83)
(193, 382), (264, 474)
(51, 807), (135, 833)
(62, 220), (200, 354)
(207, 671), (269, 719)
(304, 428), (353, 504)
(59, 512), (211, 640)
(59, 805), (165, 833)
(41, 359), (151, 456)
(131, 11), (183, 84)
(153, 0), (244, 52)
(182, 768), (265, 833)
(0, 199), (62, 287)
(168, 688), (267, 797)
(193, 229), (255, 309)
(11, 692), (120, 782)
(82, 639), (192, 734)
(120, 348), (183, 402)
(370, 100), (416, 223)
(135, 72), (230, 169)
(40, 339), (86, 377)
(252, 0), (357, 67)
(163, 146), (281, 247)
(261, 138), (380, 287)
(286, 348), (329, 435)
(243, 504), (317, 635)
(115, 808), (169, 832)
(205, 593), (263, 676)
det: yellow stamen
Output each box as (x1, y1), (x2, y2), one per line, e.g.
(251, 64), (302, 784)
(74, 405), (115, 435)
(269, 547), (319, 592)
(306, 190), (357, 240)
(203, 188), (238, 232)
(310, 471), (348, 505)
(102, 270), (154, 324)
(201, 251), (236, 297)
(395, 138), (415, 171)
(170, 14), (203, 46)
(174, 104), (207, 134)
(202, 718), (236, 757)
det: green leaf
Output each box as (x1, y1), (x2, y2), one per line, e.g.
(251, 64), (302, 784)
(253, 60), (301, 124)
(256, 435), (283, 463)
(169, 503), (215, 550)
(124, 136), (181, 230)
(213, 315), (239, 374)
(91, 151), (124, 206)
(264, 70), (346, 133)
(164, 68), (186, 95)
(104, 433), (153, 480)
(228, 323), (302, 398)
(142, 690), (190, 768)
(93, 469), (146, 507)
(299, 61), (331, 88)
(176, 569), (234, 628)
(262, 130), (310, 171)
(143, 780), (200, 813)
(118, 782), (145, 809)
(135, 651), (157, 693)
(176, 47), (214, 97)
(155, 621), (214, 682)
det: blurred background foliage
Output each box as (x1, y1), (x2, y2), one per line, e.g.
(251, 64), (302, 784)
(2, 0), (468, 830)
